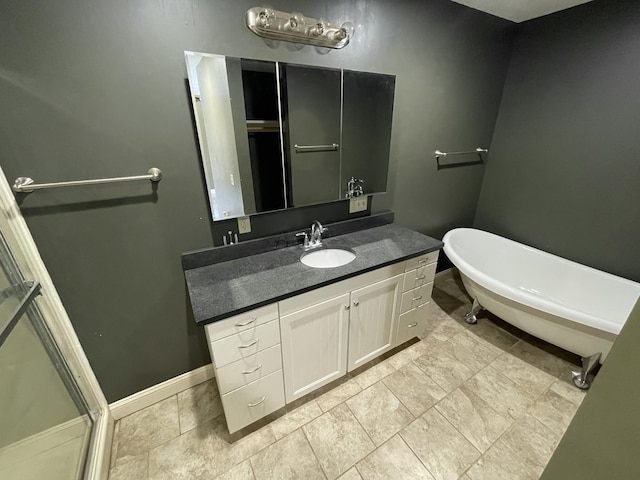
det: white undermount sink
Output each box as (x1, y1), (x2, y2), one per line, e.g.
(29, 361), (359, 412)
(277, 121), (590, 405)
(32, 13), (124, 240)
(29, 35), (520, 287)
(300, 248), (356, 269)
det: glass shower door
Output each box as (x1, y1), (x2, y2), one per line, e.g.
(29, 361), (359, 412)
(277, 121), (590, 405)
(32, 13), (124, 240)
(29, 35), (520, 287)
(0, 231), (93, 479)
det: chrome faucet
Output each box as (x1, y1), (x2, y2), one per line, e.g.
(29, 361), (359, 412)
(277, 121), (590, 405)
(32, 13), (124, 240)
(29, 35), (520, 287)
(346, 177), (364, 198)
(310, 220), (326, 247)
(296, 220), (327, 250)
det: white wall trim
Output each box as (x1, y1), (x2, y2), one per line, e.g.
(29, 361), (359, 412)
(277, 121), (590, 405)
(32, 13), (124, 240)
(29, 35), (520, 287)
(109, 364), (215, 420)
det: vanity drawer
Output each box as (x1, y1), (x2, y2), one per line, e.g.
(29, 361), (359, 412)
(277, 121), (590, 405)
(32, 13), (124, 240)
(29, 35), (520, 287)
(215, 344), (283, 395)
(204, 303), (279, 344)
(402, 262), (437, 292)
(210, 319), (281, 368)
(400, 282), (434, 314)
(405, 251), (439, 272)
(221, 369), (285, 433)
(397, 302), (429, 345)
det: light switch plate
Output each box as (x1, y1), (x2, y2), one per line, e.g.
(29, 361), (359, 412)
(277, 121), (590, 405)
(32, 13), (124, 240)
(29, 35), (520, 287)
(349, 196), (368, 213)
(237, 216), (251, 234)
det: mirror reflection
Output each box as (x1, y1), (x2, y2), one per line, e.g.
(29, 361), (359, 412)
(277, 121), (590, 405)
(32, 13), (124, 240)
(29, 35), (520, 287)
(185, 52), (395, 221)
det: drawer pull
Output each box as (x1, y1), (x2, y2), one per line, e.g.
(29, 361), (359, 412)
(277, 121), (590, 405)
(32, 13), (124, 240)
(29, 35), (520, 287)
(412, 295), (423, 301)
(416, 275), (426, 280)
(242, 364), (263, 374)
(418, 258), (428, 264)
(247, 396), (266, 407)
(238, 339), (258, 349)
(408, 322), (418, 328)
(235, 317), (257, 327)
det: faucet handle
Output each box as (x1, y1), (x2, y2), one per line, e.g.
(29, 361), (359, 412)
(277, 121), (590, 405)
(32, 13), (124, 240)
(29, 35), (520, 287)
(296, 231), (309, 248)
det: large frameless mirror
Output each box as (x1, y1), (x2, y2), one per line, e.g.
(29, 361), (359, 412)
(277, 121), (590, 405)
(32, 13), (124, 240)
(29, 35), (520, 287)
(185, 52), (395, 221)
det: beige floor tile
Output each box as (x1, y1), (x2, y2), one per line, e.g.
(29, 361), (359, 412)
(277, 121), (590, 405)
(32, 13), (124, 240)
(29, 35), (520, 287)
(303, 403), (375, 480)
(387, 348), (414, 370)
(316, 379), (362, 412)
(501, 414), (562, 476)
(352, 360), (396, 390)
(491, 352), (556, 395)
(508, 339), (576, 378)
(549, 378), (587, 406)
(148, 415), (275, 479)
(356, 435), (435, 480)
(435, 387), (512, 453)
(465, 318), (521, 354)
(419, 331), (449, 350)
(177, 380), (223, 434)
(383, 363), (447, 416)
(441, 332), (500, 373)
(400, 408), (480, 480)
(464, 366), (533, 420)
(434, 276), (469, 300)
(216, 460), (255, 480)
(109, 453), (148, 480)
(115, 396), (180, 460)
(250, 429), (325, 480)
(346, 382), (413, 446)
(338, 467), (363, 479)
(466, 440), (538, 480)
(269, 399), (323, 440)
(529, 389), (579, 433)
(413, 347), (474, 393)
(430, 318), (468, 340)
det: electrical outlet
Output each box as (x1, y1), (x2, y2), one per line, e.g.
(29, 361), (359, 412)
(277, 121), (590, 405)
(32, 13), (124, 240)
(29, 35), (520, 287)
(237, 216), (251, 234)
(349, 196), (368, 213)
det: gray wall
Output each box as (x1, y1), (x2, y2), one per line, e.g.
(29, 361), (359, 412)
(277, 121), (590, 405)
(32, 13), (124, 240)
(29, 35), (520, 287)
(0, 0), (512, 401)
(475, 0), (640, 282)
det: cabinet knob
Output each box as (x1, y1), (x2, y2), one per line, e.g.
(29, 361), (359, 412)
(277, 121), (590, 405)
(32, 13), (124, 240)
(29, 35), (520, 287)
(353, 300), (359, 307)
(344, 305), (350, 310)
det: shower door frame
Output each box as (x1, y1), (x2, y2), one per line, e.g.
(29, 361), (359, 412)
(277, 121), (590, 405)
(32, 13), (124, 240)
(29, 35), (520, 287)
(0, 167), (113, 479)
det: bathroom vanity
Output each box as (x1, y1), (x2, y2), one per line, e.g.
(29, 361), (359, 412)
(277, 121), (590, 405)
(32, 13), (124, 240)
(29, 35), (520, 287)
(182, 215), (441, 433)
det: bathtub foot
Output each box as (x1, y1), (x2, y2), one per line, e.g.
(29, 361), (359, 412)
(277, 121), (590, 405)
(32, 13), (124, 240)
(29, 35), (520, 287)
(571, 352), (601, 390)
(464, 298), (482, 325)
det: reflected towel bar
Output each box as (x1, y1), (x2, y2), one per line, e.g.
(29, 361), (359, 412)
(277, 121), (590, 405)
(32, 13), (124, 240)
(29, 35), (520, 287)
(12, 168), (163, 194)
(434, 147), (488, 159)
(294, 143), (339, 153)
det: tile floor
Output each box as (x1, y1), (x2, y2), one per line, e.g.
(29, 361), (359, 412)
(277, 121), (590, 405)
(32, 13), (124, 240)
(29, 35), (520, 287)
(109, 271), (587, 480)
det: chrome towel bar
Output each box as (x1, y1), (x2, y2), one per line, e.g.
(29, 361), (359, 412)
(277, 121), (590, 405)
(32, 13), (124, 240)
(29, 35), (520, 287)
(12, 168), (163, 194)
(434, 147), (488, 159)
(294, 143), (339, 153)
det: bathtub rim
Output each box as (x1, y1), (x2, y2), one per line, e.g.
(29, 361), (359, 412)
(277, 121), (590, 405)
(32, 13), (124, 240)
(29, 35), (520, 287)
(443, 228), (638, 336)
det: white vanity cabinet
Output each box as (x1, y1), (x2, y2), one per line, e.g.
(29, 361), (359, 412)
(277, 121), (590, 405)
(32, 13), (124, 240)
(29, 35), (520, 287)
(279, 263), (404, 403)
(204, 304), (285, 433)
(203, 250), (439, 432)
(279, 293), (350, 403)
(347, 274), (404, 371)
(395, 251), (439, 345)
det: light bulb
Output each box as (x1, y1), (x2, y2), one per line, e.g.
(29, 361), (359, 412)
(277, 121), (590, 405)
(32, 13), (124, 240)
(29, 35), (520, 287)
(287, 12), (304, 31)
(333, 21), (355, 41)
(258, 7), (275, 27)
(311, 18), (327, 36)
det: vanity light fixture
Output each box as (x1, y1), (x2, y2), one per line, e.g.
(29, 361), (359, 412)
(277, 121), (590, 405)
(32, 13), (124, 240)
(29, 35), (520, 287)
(245, 7), (355, 49)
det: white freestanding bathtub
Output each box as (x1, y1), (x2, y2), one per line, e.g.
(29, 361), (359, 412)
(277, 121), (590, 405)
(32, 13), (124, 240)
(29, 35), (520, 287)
(443, 228), (640, 368)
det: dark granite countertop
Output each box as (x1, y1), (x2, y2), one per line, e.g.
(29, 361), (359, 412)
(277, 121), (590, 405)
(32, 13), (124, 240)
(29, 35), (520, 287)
(184, 223), (442, 326)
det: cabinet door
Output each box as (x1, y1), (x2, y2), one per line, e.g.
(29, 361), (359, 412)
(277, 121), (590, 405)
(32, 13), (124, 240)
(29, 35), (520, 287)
(280, 293), (350, 403)
(348, 274), (403, 371)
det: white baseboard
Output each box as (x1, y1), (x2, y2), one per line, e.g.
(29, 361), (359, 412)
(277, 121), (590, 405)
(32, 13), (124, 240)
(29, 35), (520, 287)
(109, 364), (214, 420)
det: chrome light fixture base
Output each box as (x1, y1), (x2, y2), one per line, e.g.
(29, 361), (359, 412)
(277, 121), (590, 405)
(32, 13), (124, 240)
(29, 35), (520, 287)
(245, 7), (354, 49)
